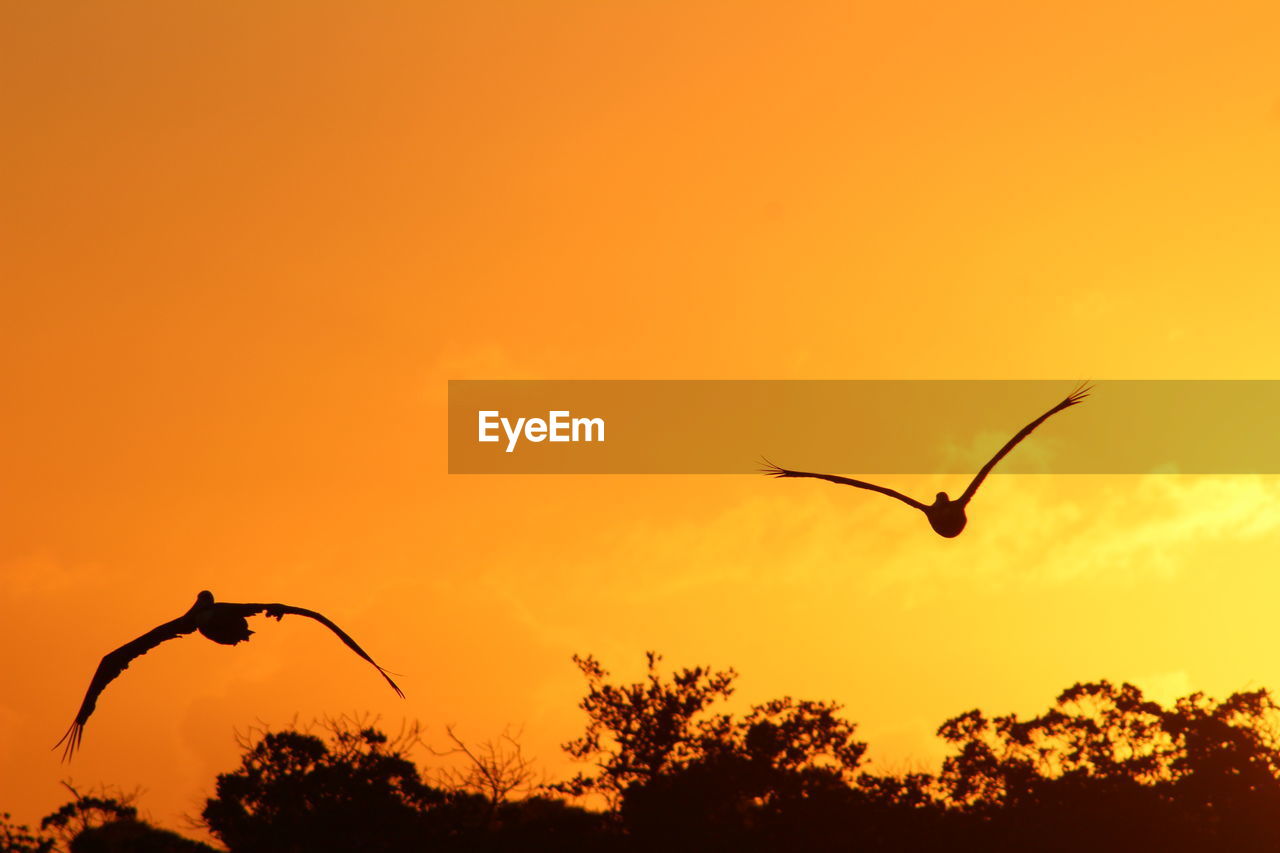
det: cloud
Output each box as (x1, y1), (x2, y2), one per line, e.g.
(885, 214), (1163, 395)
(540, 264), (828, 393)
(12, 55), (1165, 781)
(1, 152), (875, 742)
(1011, 475), (1280, 586)
(834, 475), (1280, 600)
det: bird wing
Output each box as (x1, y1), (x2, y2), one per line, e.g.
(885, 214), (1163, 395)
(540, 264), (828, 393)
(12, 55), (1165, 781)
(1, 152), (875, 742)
(761, 459), (927, 511)
(55, 615), (198, 760)
(233, 603), (405, 699)
(958, 382), (1091, 505)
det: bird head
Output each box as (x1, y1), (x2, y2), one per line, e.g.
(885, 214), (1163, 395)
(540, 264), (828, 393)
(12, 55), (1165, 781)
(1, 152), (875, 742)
(195, 590), (215, 607)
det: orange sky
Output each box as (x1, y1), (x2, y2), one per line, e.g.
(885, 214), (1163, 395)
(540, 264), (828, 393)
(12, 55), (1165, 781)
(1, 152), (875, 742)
(4, 0), (1280, 834)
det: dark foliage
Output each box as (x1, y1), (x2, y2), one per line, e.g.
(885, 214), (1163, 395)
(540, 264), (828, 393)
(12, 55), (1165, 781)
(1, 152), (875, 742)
(17, 659), (1280, 852)
(203, 723), (462, 852)
(200, 719), (610, 853)
(39, 787), (137, 849)
(68, 820), (219, 853)
(932, 680), (1280, 852)
(1, 786), (218, 853)
(0, 813), (52, 853)
(554, 652), (870, 850)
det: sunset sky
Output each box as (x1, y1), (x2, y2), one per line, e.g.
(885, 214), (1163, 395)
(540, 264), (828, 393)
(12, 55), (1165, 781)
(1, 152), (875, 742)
(5, 0), (1280, 834)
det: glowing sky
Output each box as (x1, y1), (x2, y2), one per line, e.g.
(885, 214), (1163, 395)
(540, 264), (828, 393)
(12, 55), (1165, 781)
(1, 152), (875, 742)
(4, 0), (1280, 833)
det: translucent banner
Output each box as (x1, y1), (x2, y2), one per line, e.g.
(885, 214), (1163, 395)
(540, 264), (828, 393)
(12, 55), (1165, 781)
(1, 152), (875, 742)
(447, 381), (1280, 474)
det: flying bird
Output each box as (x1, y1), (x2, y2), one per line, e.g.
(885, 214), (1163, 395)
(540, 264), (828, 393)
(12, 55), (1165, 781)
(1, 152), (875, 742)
(763, 383), (1091, 538)
(56, 590), (404, 760)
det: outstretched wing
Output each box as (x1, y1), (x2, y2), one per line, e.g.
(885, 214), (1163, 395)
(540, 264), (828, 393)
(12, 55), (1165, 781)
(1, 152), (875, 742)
(234, 603), (405, 698)
(761, 458), (927, 511)
(55, 615), (198, 760)
(958, 382), (1091, 505)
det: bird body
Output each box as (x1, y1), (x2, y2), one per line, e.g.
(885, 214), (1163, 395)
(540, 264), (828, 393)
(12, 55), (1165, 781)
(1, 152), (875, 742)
(197, 608), (254, 645)
(56, 590), (403, 760)
(924, 492), (967, 539)
(191, 593), (255, 645)
(764, 383), (1091, 538)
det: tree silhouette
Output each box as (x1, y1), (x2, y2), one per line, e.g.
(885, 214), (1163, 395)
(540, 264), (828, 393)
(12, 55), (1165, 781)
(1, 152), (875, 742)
(200, 716), (609, 853)
(430, 725), (542, 823)
(67, 820), (219, 853)
(934, 680), (1280, 851)
(39, 783), (138, 850)
(554, 652), (738, 806)
(0, 813), (52, 853)
(23, 657), (1280, 852)
(555, 651), (869, 850)
(201, 719), (454, 853)
(0, 785), (217, 853)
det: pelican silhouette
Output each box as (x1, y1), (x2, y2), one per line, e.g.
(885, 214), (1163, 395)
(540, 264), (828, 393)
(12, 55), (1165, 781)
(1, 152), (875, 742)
(763, 383), (1090, 538)
(55, 590), (404, 760)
